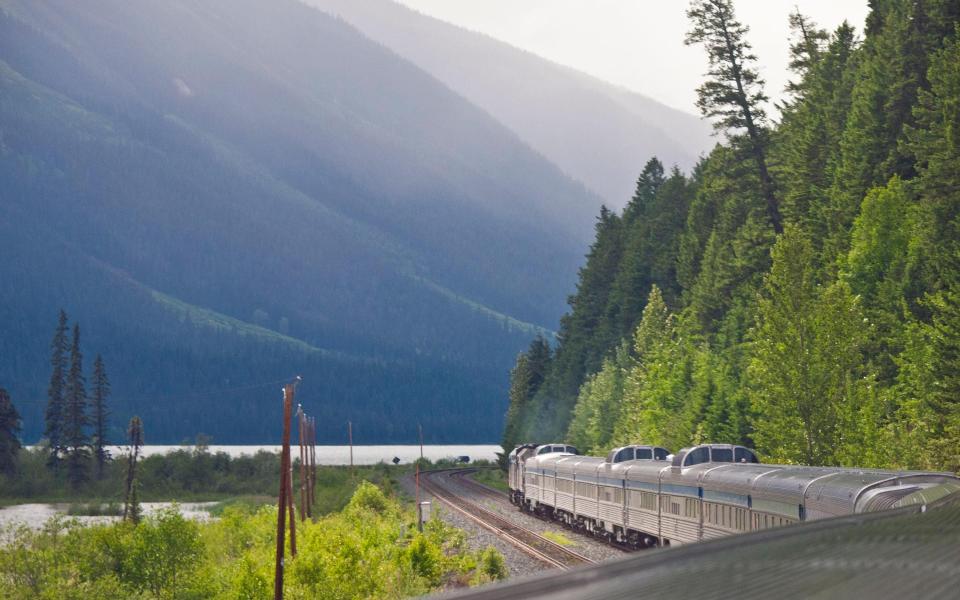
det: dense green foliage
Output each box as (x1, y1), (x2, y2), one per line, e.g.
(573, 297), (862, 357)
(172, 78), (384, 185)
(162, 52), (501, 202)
(2, 446), (296, 505)
(0, 0), (598, 444)
(0, 483), (505, 599)
(504, 1), (960, 472)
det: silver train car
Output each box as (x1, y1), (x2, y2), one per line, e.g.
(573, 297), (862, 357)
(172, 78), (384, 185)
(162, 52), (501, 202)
(507, 442), (960, 548)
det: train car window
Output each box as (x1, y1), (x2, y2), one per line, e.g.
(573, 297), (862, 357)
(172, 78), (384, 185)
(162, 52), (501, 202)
(635, 448), (653, 460)
(712, 448), (733, 462)
(615, 448), (634, 462)
(684, 446), (710, 466)
(565, 446), (579, 455)
(654, 447), (669, 460)
(602, 487), (615, 503)
(734, 447), (759, 463)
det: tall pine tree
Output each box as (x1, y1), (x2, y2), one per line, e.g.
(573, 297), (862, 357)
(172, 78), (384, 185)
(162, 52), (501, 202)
(0, 388), (22, 476)
(91, 354), (111, 479)
(686, 0), (781, 233)
(123, 416), (144, 524)
(44, 309), (69, 467)
(63, 324), (90, 488)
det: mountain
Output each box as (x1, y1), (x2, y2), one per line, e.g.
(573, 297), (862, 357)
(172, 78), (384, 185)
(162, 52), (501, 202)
(0, 0), (602, 443)
(307, 0), (714, 206)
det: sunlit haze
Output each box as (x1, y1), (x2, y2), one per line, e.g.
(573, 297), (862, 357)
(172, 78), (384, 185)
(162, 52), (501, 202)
(396, 0), (871, 116)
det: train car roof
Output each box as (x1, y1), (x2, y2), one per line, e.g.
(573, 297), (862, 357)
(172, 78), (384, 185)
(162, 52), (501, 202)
(623, 461), (674, 482)
(556, 455), (603, 474)
(699, 463), (785, 493)
(530, 453), (576, 470)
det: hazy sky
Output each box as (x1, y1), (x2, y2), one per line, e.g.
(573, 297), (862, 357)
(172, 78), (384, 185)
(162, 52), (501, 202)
(395, 1), (870, 115)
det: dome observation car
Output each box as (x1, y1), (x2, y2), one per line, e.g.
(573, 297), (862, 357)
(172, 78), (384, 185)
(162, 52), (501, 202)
(671, 444), (759, 468)
(535, 444), (579, 456)
(606, 445), (671, 463)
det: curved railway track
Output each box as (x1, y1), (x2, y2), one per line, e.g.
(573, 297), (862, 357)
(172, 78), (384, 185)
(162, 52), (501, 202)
(451, 469), (637, 553)
(420, 469), (595, 571)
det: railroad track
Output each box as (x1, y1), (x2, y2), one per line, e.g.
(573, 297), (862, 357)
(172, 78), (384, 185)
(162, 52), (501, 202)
(420, 469), (595, 571)
(450, 469), (636, 554)
(449, 469), (509, 501)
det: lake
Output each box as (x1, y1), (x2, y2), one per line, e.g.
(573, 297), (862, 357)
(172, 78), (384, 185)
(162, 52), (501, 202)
(97, 444), (502, 464)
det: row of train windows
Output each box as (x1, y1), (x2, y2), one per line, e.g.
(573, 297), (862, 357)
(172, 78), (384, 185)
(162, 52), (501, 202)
(660, 496), (699, 518)
(705, 502), (747, 530)
(530, 476), (795, 530)
(628, 491), (658, 511)
(753, 513), (792, 529)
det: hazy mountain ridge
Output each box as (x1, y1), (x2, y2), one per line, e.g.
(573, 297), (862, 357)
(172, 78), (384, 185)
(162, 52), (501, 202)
(307, 0), (714, 206)
(0, 0), (601, 442)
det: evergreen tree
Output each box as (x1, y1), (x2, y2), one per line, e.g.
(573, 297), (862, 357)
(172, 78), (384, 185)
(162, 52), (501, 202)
(63, 324), (90, 488)
(611, 286), (685, 448)
(686, 0), (781, 233)
(91, 354), (111, 479)
(501, 336), (551, 451)
(777, 22), (858, 245)
(748, 227), (869, 465)
(609, 165), (692, 332)
(785, 9), (830, 97)
(124, 416), (144, 524)
(44, 309), (69, 467)
(0, 388), (22, 476)
(621, 157), (666, 224)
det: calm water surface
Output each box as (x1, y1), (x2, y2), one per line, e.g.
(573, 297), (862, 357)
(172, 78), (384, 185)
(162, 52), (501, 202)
(99, 444), (501, 464)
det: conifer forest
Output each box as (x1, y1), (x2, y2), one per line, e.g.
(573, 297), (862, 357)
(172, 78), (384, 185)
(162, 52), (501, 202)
(503, 0), (960, 473)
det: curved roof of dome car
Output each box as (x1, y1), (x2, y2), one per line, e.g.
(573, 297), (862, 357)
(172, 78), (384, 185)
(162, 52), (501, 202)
(535, 444), (579, 456)
(606, 445), (672, 463)
(671, 444), (759, 468)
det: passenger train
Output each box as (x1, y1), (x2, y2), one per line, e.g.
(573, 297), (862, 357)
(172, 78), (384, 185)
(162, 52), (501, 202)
(507, 442), (960, 548)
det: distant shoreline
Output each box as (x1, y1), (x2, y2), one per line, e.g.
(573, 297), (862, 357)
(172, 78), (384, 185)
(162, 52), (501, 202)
(24, 444), (501, 464)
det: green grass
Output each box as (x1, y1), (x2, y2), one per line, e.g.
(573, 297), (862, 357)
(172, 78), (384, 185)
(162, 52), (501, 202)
(204, 495), (275, 517)
(470, 468), (509, 493)
(542, 531), (575, 546)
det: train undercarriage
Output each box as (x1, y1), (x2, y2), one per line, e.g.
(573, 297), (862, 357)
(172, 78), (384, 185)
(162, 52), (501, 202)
(511, 492), (659, 549)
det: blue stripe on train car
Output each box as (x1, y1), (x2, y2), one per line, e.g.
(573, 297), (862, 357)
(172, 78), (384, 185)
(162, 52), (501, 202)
(661, 484), (700, 498)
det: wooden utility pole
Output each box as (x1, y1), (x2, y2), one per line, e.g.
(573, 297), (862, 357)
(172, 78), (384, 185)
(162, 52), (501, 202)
(287, 460), (297, 557)
(418, 423), (424, 462)
(297, 407), (307, 522)
(274, 379), (298, 600)
(308, 416), (316, 517)
(348, 420), (354, 476)
(415, 462), (422, 532)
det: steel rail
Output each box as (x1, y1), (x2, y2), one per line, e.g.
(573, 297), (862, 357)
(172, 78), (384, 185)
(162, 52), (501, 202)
(420, 469), (595, 571)
(452, 468), (637, 553)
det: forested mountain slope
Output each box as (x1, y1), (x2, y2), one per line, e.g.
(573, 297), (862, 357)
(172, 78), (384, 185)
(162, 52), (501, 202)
(503, 0), (960, 473)
(308, 0), (713, 206)
(0, 0), (600, 443)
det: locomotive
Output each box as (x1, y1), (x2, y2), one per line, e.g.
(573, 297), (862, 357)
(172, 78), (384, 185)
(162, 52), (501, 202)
(507, 442), (960, 548)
